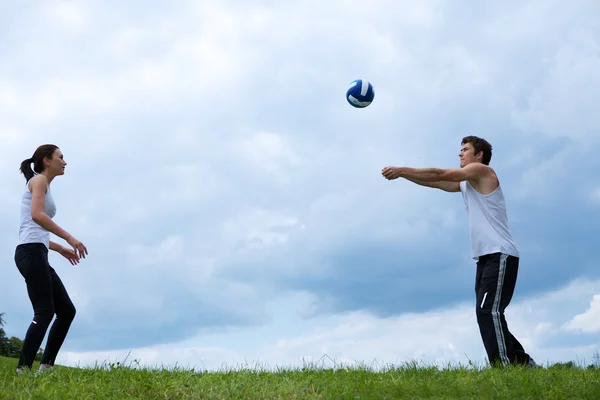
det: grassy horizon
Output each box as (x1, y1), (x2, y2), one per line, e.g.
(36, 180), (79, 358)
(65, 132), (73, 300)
(1, 355), (599, 399)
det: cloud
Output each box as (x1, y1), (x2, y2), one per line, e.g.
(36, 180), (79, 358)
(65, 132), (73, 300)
(563, 294), (600, 334)
(1, 0), (599, 368)
(44, 2), (88, 32)
(511, 29), (600, 142)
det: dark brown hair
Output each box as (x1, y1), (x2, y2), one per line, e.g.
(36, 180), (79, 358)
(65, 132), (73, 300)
(461, 136), (492, 165)
(19, 144), (59, 181)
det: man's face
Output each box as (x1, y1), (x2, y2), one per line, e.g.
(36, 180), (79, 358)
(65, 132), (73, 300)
(459, 142), (480, 167)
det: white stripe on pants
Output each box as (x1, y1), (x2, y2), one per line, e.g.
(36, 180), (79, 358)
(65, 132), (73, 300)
(491, 253), (510, 365)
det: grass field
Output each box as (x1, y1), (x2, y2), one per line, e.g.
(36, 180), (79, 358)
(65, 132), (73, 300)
(1, 355), (599, 399)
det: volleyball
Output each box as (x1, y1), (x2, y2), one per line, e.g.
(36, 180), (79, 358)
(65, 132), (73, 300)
(346, 79), (375, 108)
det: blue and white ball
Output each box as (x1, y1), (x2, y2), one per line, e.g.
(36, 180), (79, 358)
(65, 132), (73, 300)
(346, 79), (375, 108)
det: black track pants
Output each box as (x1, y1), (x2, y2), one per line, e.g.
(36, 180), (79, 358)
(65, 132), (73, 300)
(475, 252), (531, 366)
(14, 243), (76, 368)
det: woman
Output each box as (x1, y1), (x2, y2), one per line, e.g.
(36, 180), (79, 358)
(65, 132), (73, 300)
(14, 144), (88, 374)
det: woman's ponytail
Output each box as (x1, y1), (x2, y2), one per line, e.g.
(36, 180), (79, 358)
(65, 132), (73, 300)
(19, 157), (35, 181)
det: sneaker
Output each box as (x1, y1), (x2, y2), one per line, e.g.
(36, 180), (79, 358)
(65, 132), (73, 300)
(35, 365), (54, 376)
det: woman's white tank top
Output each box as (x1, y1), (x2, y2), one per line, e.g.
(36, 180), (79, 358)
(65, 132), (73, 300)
(19, 177), (56, 249)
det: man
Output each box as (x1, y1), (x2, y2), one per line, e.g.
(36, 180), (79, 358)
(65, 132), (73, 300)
(381, 136), (536, 368)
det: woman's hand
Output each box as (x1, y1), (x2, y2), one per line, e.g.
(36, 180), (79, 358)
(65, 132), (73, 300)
(59, 246), (81, 266)
(67, 236), (88, 259)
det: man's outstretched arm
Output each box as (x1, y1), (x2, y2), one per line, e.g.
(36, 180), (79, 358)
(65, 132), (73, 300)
(381, 163), (490, 191)
(401, 176), (460, 192)
(382, 163), (487, 182)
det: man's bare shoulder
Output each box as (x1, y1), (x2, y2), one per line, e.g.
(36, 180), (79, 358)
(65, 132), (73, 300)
(469, 164), (499, 194)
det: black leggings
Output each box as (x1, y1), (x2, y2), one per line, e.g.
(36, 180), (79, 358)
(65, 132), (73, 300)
(14, 243), (76, 368)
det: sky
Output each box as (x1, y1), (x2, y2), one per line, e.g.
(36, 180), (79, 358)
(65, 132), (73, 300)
(1, 0), (600, 371)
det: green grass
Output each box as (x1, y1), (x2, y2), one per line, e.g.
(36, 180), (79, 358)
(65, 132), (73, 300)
(1, 356), (599, 399)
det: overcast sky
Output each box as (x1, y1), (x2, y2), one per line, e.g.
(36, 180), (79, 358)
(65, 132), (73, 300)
(1, 0), (600, 370)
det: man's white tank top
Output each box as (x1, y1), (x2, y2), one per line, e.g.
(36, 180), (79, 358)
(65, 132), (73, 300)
(459, 180), (519, 260)
(19, 176), (56, 249)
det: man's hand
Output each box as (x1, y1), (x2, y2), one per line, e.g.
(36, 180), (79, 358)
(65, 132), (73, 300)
(381, 166), (402, 180)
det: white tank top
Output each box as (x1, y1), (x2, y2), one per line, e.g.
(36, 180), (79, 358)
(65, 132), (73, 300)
(459, 180), (519, 260)
(19, 177), (56, 249)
